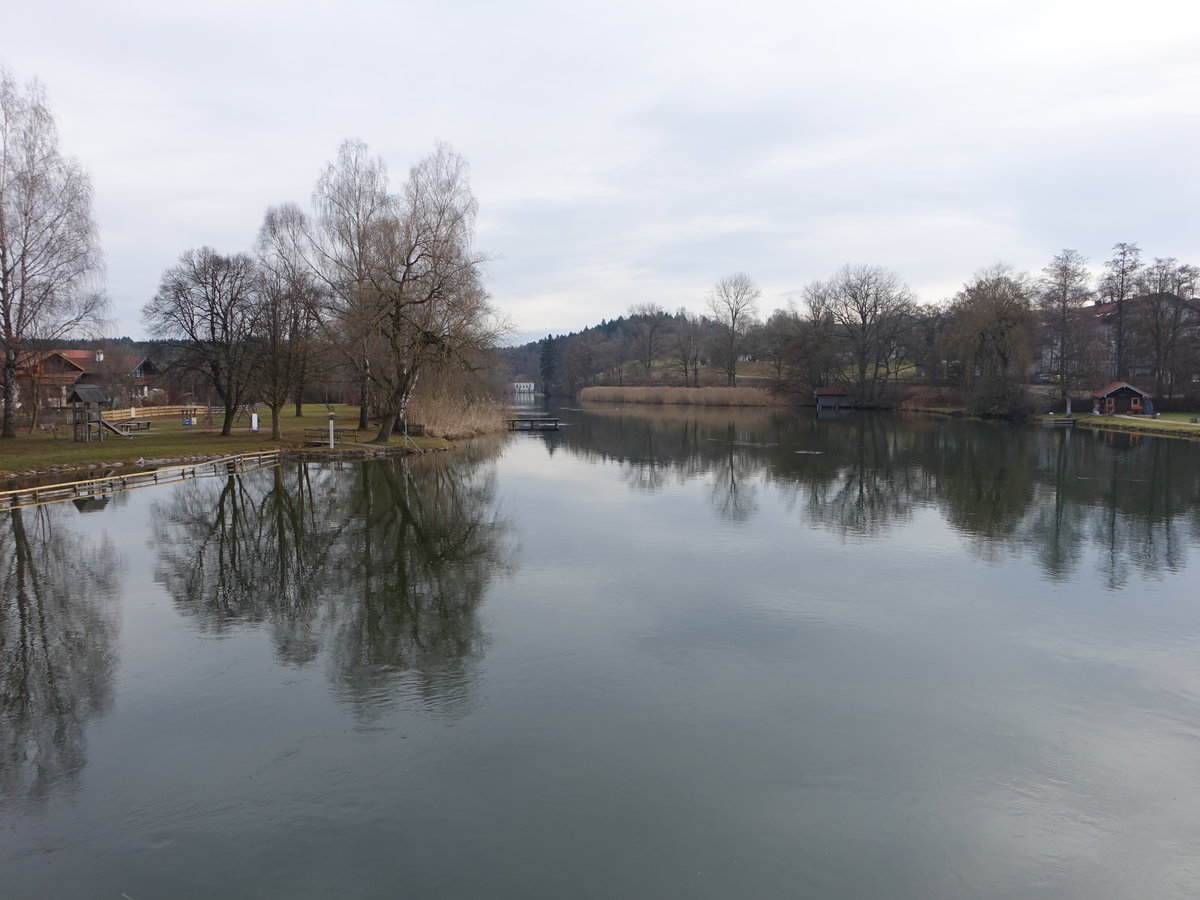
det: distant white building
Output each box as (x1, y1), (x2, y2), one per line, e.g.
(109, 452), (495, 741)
(513, 382), (536, 394)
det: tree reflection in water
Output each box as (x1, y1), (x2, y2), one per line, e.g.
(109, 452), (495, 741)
(0, 504), (118, 805)
(555, 406), (1200, 585)
(151, 439), (513, 718)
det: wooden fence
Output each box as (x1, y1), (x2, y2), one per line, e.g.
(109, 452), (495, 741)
(0, 451), (283, 511)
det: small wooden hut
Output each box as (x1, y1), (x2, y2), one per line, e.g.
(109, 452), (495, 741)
(1091, 381), (1152, 415)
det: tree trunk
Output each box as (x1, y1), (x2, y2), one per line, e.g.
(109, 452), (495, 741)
(358, 368), (369, 430)
(373, 412), (396, 443)
(2, 358), (17, 438)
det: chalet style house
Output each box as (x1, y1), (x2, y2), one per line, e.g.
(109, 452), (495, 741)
(12, 348), (158, 409)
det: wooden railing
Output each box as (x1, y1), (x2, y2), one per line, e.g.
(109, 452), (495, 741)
(0, 451), (283, 511)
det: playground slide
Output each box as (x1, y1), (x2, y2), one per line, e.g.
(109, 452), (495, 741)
(99, 418), (134, 439)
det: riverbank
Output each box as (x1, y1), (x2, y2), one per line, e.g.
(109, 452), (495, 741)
(1071, 413), (1200, 440)
(0, 404), (462, 485)
(579, 385), (790, 406)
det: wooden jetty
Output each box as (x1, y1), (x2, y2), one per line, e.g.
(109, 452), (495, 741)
(0, 451), (282, 511)
(507, 416), (560, 431)
(1042, 416), (1076, 427)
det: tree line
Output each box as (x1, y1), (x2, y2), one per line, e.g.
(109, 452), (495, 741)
(516, 249), (1199, 415)
(143, 140), (504, 441)
(1, 66), (503, 441)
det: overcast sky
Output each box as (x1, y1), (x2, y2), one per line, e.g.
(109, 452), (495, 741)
(5, 0), (1198, 341)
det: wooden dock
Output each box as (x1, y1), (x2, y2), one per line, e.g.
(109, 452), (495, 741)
(1042, 417), (1076, 427)
(507, 416), (560, 431)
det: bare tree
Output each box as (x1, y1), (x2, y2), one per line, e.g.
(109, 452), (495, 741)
(946, 264), (1037, 416)
(627, 302), (670, 378)
(905, 299), (952, 383)
(1038, 249), (1092, 401)
(255, 203), (323, 439)
(707, 273), (760, 385)
(668, 309), (705, 386)
(143, 248), (261, 435)
(0, 69), (106, 437)
(315, 142), (500, 442)
(767, 301), (842, 396)
(1134, 257), (1194, 399)
(805, 264), (914, 406)
(312, 139), (392, 429)
(1100, 242), (1141, 379)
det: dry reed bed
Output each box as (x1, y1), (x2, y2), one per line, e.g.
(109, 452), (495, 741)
(408, 398), (507, 439)
(580, 386), (788, 406)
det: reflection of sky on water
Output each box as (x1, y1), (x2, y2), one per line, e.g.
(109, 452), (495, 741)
(6, 413), (1200, 898)
(493, 415), (1200, 897)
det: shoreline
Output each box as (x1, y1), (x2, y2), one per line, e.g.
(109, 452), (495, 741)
(0, 439), (456, 489)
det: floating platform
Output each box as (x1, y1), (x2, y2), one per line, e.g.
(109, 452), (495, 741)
(507, 417), (560, 431)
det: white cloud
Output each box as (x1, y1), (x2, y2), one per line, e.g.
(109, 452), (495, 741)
(3, 0), (1198, 337)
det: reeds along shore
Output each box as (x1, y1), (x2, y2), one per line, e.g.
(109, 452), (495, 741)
(579, 386), (789, 406)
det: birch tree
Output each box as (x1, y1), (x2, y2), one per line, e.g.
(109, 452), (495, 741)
(0, 69), (106, 437)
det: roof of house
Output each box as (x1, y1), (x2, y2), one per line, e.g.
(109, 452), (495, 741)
(1092, 381), (1150, 399)
(65, 384), (110, 404)
(56, 349), (97, 366)
(814, 387), (849, 396)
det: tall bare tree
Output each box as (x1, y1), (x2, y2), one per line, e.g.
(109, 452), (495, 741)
(1134, 257), (1195, 399)
(1100, 242), (1141, 379)
(707, 273), (760, 385)
(312, 139), (391, 429)
(0, 69), (106, 437)
(255, 203), (323, 439)
(314, 142), (499, 442)
(805, 264), (914, 406)
(1038, 249), (1092, 401)
(668, 309), (705, 386)
(143, 248), (261, 435)
(627, 302), (670, 377)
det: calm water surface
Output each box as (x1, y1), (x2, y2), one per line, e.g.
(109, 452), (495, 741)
(4, 407), (1200, 898)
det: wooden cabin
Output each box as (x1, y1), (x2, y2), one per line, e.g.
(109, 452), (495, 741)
(1092, 381), (1152, 415)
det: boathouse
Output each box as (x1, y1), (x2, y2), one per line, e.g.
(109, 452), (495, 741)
(1092, 381), (1152, 415)
(814, 387), (850, 410)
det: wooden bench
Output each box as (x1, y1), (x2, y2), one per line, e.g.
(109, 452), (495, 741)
(115, 420), (153, 433)
(304, 427), (359, 444)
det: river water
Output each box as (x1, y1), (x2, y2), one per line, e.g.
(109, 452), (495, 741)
(3, 406), (1200, 898)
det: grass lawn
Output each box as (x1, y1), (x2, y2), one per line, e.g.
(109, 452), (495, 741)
(1072, 412), (1200, 440)
(0, 404), (452, 482)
